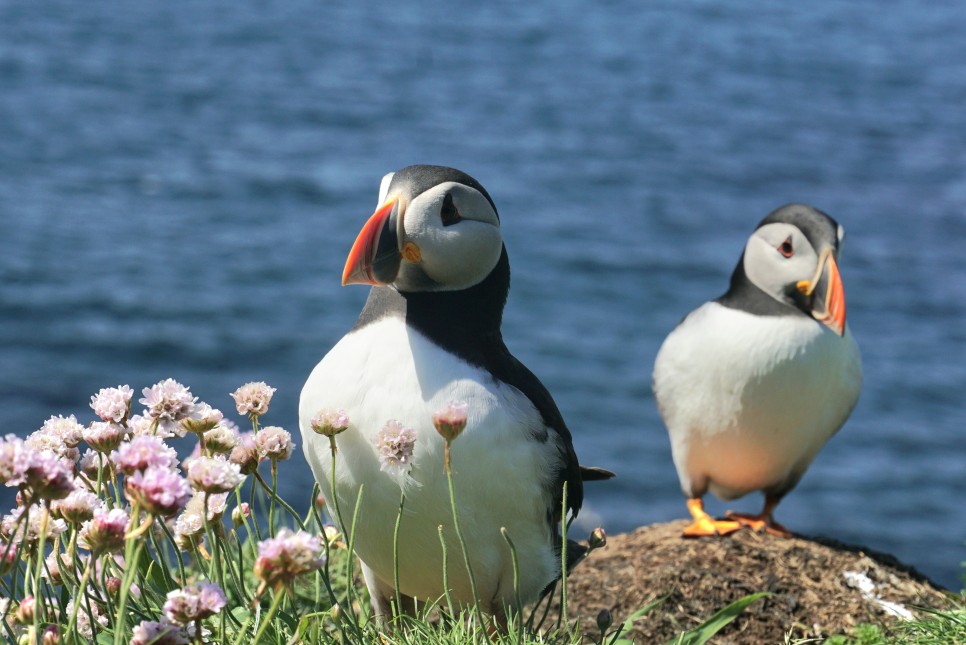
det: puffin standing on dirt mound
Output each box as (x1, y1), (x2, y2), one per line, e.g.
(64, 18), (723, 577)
(652, 204), (862, 538)
(299, 165), (612, 621)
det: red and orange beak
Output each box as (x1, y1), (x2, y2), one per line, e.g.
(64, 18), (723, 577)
(796, 248), (847, 336)
(342, 196), (402, 286)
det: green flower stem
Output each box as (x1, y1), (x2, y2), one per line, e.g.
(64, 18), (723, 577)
(203, 494), (226, 596)
(31, 506), (50, 637)
(345, 484), (365, 621)
(325, 437), (362, 625)
(437, 524), (456, 620)
(500, 527), (523, 642)
(65, 553), (95, 640)
(392, 491), (405, 618)
(443, 441), (489, 639)
(268, 461), (278, 537)
(248, 479), (264, 543)
(254, 471), (306, 530)
(114, 506), (147, 645)
(157, 519), (187, 586)
(251, 587), (286, 644)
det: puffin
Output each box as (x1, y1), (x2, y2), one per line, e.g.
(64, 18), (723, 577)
(652, 204), (862, 538)
(299, 165), (612, 621)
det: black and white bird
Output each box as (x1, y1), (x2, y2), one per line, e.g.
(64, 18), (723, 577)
(299, 165), (611, 620)
(652, 204), (862, 538)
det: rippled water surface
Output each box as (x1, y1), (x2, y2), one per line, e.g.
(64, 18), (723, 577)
(2, 1), (965, 588)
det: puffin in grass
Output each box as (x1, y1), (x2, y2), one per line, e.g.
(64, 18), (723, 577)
(299, 165), (613, 623)
(653, 204), (862, 538)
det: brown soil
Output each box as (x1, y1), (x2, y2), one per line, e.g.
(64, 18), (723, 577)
(557, 520), (952, 644)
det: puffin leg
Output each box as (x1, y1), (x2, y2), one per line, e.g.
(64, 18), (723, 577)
(682, 498), (743, 537)
(726, 495), (792, 537)
(361, 561), (418, 627)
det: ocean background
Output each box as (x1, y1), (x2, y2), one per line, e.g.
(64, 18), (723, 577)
(1, 1), (964, 589)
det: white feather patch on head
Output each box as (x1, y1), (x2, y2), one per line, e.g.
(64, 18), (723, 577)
(377, 172), (395, 206)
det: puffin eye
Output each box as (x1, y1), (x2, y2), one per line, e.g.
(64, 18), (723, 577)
(440, 193), (462, 227)
(777, 236), (794, 258)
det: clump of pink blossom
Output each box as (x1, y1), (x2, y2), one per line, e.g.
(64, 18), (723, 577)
(131, 619), (189, 645)
(163, 581), (227, 625)
(204, 421), (239, 454)
(84, 421), (127, 453)
(111, 435), (179, 475)
(51, 485), (104, 524)
(79, 507), (129, 554)
(2, 504), (67, 548)
(375, 420), (417, 475)
(0, 434), (25, 485)
(229, 431), (260, 474)
(40, 414), (85, 448)
(185, 456), (242, 494)
(90, 385), (134, 423)
(230, 381), (276, 419)
(16, 449), (75, 501)
(180, 402), (223, 436)
(310, 408), (350, 437)
(125, 466), (192, 517)
(139, 378), (198, 438)
(253, 528), (325, 590)
(432, 400), (469, 442)
(254, 426), (294, 462)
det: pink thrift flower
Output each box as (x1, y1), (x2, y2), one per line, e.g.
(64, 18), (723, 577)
(140, 378), (198, 438)
(51, 485), (104, 524)
(125, 466), (192, 517)
(79, 507), (129, 554)
(84, 421), (127, 453)
(78, 448), (102, 480)
(180, 402), (223, 436)
(231, 502), (250, 527)
(230, 381), (276, 419)
(131, 620), (188, 645)
(204, 421), (239, 454)
(2, 504), (67, 548)
(310, 408), (350, 437)
(174, 491), (228, 540)
(111, 435), (179, 475)
(0, 434), (25, 485)
(43, 551), (73, 585)
(90, 385), (134, 423)
(253, 528), (325, 589)
(15, 595), (36, 625)
(24, 428), (77, 463)
(432, 401), (469, 442)
(254, 426), (294, 462)
(65, 598), (108, 639)
(375, 420), (417, 475)
(127, 413), (158, 437)
(186, 456), (242, 494)
(40, 415), (85, 448)
(0, 540), (16, 574)
(163, 581), (227, 625)
(18, 449), (75, 500)
(229, 431), (260, 474)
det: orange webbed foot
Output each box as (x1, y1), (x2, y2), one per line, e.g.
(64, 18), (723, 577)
(725, 511), (792, 538)
(683, 498), (744, 538)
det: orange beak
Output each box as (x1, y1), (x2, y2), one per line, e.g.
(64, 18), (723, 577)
(798, 248), (847, 336)
(341, 197), (401, 286)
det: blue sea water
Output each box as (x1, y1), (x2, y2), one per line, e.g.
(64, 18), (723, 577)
(1, 1), (965, 589)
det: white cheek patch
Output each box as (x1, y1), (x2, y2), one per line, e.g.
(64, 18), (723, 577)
(744, 228), (818, 300)
(377, 172), (395, 206)
(420, 223), (503, 290)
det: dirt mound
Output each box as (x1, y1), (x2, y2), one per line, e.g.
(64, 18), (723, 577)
(560, 521), (950, 643)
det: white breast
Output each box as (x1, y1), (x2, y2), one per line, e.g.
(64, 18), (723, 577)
(653, 302), (862, 501)
(299, 317), (560, 608)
